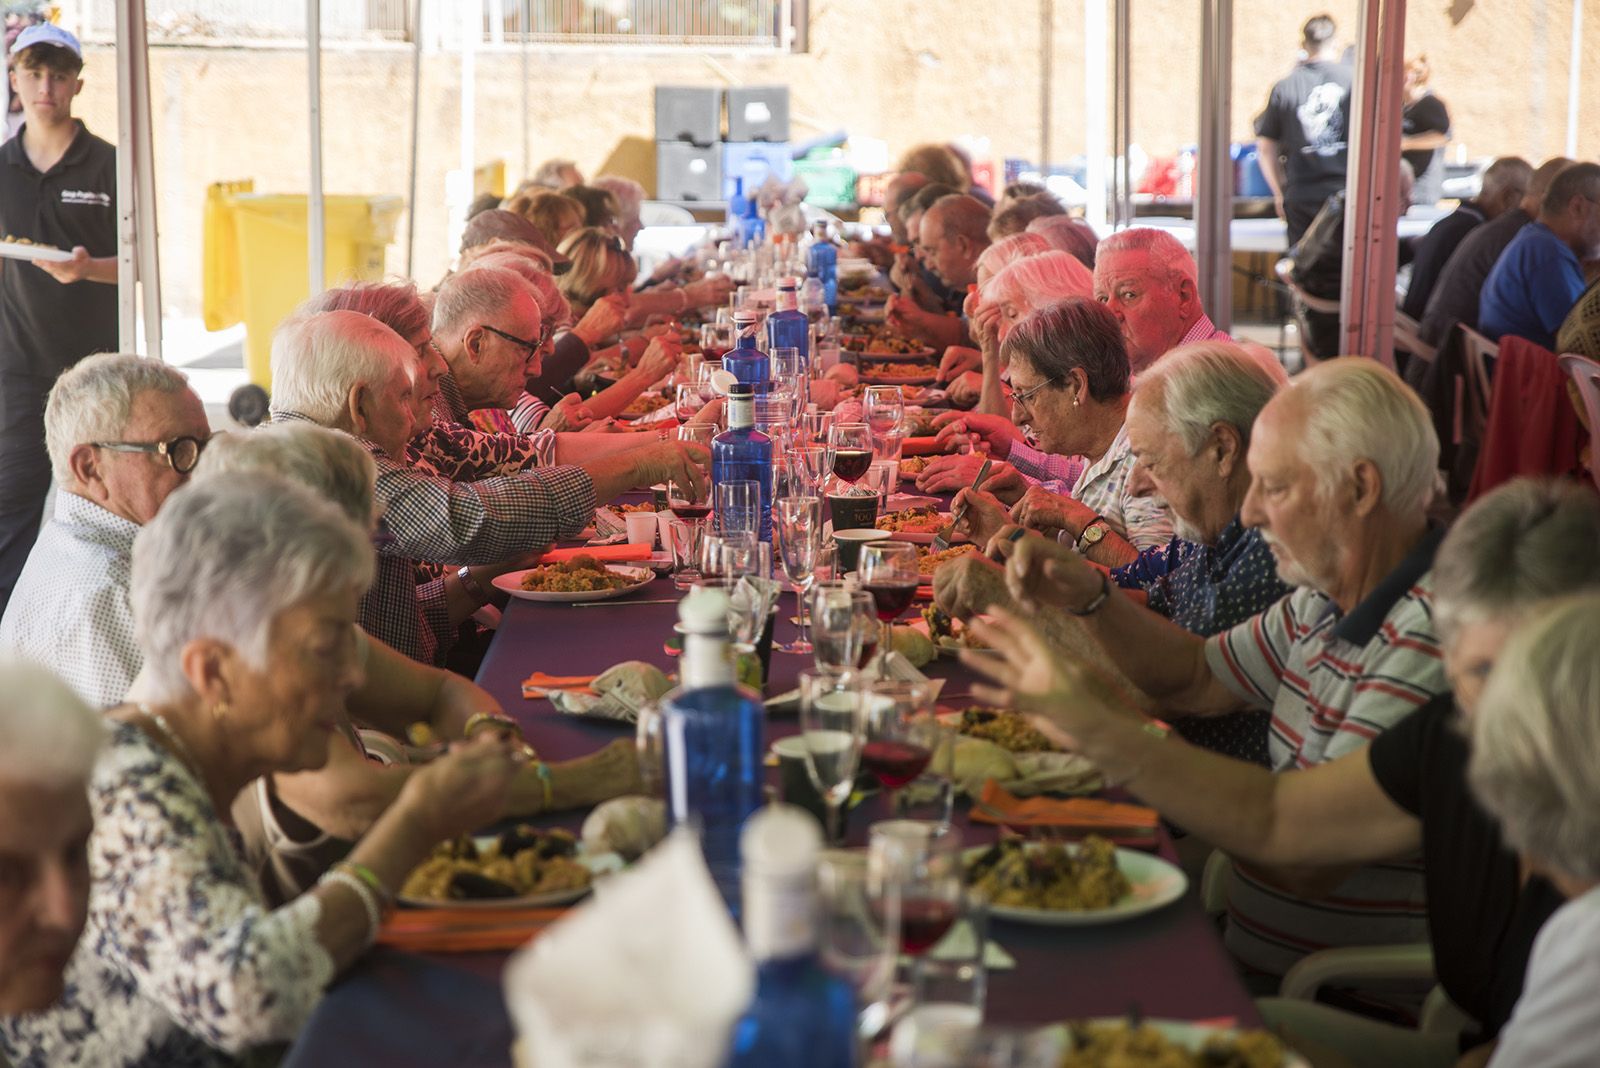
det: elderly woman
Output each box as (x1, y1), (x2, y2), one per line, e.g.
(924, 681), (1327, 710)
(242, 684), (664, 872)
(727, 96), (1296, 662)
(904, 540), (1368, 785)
(0, 663), (103, 1018)
(935, 232), (1053, 386)
(194, 425), (641, 905)
(558, 227), (729, 333)
(1027, 214), (1100, 270)
(1470, 594), (1600, 1067)
(923, 299), (1171, 566)
(0, 474), (522, 1067)
(506, 188), (585, 249)
(959, 478), (1600, 1066)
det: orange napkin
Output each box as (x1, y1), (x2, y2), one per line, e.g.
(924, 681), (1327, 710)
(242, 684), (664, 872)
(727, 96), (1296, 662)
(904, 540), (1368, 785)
(378, 906), (566, 953)
(901, 436), (949, 457)
(914, 585), (936, 602)
(973, 781), (1160, 840)
(537, 544), (654, 564)
(522, 672), (599, 699)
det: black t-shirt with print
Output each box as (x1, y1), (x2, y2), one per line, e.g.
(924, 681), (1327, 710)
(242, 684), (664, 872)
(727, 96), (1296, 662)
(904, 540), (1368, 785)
(1367, 694), (1565, 1041)
(1401, 92), (1451, 181)
(0, 121), (119, 382)
(1254, 60), (1354, 205)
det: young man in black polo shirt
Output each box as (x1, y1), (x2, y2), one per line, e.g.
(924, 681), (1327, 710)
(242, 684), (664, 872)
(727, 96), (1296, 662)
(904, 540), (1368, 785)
(0, 25), (117, 616)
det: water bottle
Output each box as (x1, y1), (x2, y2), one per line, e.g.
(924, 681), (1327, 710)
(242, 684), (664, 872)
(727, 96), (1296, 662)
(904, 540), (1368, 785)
(722, 312), (771, 393)
(807, 223), (838, 313)
(765, 277), (810, 370)
(712, 387), (774, 544)
(658, 587), (766, 917)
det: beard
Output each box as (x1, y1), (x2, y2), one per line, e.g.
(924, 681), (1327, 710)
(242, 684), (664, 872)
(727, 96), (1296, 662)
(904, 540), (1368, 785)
(1261, 531), (1339, 592)
(1173, 513), (1209, 544)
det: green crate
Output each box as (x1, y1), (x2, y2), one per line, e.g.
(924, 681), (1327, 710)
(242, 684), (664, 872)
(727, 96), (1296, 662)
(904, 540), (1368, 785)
(794, 159), (858, 208)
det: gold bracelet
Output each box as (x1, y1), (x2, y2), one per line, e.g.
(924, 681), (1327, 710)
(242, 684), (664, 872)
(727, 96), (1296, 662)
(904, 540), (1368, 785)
(532, 761), (554, 810)
(462, 712), (518, 739)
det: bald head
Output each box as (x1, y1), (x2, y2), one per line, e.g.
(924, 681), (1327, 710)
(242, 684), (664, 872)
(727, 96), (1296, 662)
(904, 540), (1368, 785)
(884, 173), (931, 242)
(918, 195), (993, 289)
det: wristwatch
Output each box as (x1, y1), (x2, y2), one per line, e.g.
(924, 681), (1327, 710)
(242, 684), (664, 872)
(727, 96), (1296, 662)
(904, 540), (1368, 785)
(1075, 515), (1111, 553)
(457, 565), (491, 604)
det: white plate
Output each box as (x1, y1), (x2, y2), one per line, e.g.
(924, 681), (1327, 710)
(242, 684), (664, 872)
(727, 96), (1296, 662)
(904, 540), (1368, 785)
(493, 564), (654, 603)
(0, 240), (74, 263)
(964, 842), (1187, 926)
(1034, 1018), (1310, 1067)
(399, 841), (624, 909)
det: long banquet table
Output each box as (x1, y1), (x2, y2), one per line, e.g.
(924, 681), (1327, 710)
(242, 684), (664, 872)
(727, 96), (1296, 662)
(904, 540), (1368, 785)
(285, 549), (1265, 1067)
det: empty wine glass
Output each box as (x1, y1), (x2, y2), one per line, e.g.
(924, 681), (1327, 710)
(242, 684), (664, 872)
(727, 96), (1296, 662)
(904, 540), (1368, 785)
(799, 409), (834, 446)
(811, 583), (876, 674)
(797, 443), (836, 497)
(858, 541), (920, 677)
(799, 670), (865, 845)
(774, 496), (822, 654)
(829, 422), (875, 488)
(674, 382), (701, 425)
(864, 385), (905, 443)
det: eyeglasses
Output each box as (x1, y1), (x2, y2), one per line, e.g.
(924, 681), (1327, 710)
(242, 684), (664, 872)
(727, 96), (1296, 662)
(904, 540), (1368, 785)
(1010, 377), (1059, 415)
(481, 324), (541, 360)
(91, 434), (208, 473)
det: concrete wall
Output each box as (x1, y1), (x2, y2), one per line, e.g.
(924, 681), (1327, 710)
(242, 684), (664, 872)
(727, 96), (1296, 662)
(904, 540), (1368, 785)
(72, 0), (1600, 316)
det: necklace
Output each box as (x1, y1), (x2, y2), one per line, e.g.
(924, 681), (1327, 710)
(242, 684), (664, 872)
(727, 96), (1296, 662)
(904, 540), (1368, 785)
(135, 703), (203, 781)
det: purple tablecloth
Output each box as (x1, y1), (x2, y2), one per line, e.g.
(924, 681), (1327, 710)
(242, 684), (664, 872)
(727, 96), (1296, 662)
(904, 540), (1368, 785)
(286, 570), (1262, 1067)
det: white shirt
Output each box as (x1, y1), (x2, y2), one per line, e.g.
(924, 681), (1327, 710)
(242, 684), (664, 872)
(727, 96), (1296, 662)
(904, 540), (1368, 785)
(0, 492), (142, 708)
(1491, 884), (1600, 1067)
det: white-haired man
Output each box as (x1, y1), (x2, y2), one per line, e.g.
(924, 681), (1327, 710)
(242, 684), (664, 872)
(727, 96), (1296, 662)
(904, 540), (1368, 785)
(270, 311), (707, 663)
(0, 354), (209, 706)
(971, 358), (1446, 993)
(0, 663), (103, 1020)
(593, 175), (645, 251)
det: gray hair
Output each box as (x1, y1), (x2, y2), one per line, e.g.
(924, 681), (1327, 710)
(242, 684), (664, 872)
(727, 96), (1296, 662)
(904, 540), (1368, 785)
(1469, 594), (1600, 881)
(1542, 161), (1600, 216)
(1095, 227), (1198, 287)
(0, 661), (105, 785)
(1431, 478), (1600, 638)
(1290, 357), (1439, 518)
(44, 353), (192, 484)
(268, 311), (412, 427)
(472, 252), (571, 329)
(1136, 341), (1286, 455)
(1002, 298), (1130, 402)
(593, 175), (645, 219)
(976, 232), (1051, 281)
(194, 423), (378, 529)
(981, 251), (1094, 311)
(298, 280), (431, 344)
(129, 473), (374, 703)
(432, 266), (532, 338)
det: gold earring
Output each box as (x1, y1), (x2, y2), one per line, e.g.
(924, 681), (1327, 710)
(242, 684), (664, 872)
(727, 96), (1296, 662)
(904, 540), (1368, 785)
(213, 701), (230, 718)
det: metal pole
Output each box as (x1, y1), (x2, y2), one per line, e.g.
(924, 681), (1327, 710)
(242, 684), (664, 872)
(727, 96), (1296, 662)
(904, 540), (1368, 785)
(406, 0), (425, 277)
(308, 0), (326, 294)
(130, 0), (162, 361)
(1339, 0), (1407, 365)
(1196, 0), (1234, 332)
(1084, 0), (1107, 229)
(1112, 0), (1132, 230)
(1039, 0), (1053, 177)
(1566, 0), (1583, 159)
(114, 0), (137, 352)
(520, 0), (531, 180)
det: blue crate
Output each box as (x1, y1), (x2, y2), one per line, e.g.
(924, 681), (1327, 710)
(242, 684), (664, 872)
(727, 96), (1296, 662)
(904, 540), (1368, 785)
(722, 142), (794, 201)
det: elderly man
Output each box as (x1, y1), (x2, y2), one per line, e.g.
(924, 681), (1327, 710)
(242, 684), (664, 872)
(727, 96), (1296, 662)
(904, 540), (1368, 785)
(942, 341), (1290, 764)
(886, 193), (993, 352)
(967, 477), (1597, 1067)
(970, 358), (1446, 991)
(0, 354), (209, 706)
(1400, 156), (1531, 321)
(270, 310), (706, 663)
(1418, 156), (1572, 347)
(1478, 161), (1600, 350)
(0, 663), (103, 1018)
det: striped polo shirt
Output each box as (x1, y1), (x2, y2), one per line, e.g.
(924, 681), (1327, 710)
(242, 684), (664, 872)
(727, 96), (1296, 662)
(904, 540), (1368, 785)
(1202, 527), (1448, 982)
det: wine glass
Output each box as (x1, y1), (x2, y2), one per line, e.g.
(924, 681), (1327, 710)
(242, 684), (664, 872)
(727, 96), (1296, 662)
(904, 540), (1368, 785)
(701, 530), (759, 579)
(858, 542), (920, 677)
(811, 583), (876, 674)
(665, 454), (712, 589)
(674, 382), (701, 425)
(864, 386), (905, 446)
(868, 820), (964, 998)
(860, 679), (942, 808)
(774, 496), (822, 655)
(799, 409), (834, 446)
(799, 669), (865, 846)
(695, 360), (725, 406)
(829, 422), (875, 488)
(797, 443), (836, 497)
(818, 850), (901, 1045)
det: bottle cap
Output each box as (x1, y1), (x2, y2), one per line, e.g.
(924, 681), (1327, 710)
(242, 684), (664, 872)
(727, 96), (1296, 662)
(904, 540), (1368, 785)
(708, 368), (739, 395)
(741, 804), (821, 878)
(678, 586), (731, 635)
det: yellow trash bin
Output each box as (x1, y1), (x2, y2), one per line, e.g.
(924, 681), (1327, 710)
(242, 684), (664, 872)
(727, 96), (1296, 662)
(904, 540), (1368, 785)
(220, 192), (403, 386)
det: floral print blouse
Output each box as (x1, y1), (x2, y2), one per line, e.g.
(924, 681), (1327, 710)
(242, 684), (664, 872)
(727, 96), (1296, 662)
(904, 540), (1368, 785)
(0, 723), (334, 1067)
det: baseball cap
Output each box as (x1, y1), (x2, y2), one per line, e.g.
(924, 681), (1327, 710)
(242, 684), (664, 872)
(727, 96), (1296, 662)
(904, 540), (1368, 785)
(9, 24), (84, 59)
(460, 209), (572, 274)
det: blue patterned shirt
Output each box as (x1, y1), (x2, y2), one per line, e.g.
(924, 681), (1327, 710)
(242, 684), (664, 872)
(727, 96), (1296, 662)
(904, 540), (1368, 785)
(1112, 516), (1289, 765)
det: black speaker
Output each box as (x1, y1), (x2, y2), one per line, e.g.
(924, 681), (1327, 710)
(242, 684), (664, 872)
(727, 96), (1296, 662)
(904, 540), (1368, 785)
(656, 141), (722, 202)
(726, 86), (790, 143)
(654, 86), (722, 147)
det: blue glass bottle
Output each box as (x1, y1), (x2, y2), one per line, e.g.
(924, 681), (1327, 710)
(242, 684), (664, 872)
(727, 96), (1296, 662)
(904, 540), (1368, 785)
(722, 313), (770, 393)
(807, 224), (838, 313)
(728, 806), (858, 1068)
(659, 587), (766, 917)
(765, 278), (810, 371)
(727, 177), (751, 248)
(712, 387), (774, 543)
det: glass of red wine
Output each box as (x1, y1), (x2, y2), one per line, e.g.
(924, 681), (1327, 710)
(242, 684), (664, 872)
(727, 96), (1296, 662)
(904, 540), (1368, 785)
(666, 425), (714, 588)
(860, 677), (942, 811)
(867, 819), (965, 1005)
(828, 422), (876, 487)
(674, 382), (701, 425)
(858, 541), (920, 678)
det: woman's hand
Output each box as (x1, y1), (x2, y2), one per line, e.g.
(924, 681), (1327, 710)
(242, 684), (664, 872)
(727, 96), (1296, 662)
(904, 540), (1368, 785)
(951, 487), (1011, 548)
(683, 275), (734, 309)
(937, 346), (982, 385)
(398, 734), (524, 842)
(1004, 533), (1109, 613)
(946, 371), (985, 409)
(573, 293), (628, 347)
(933, 410), (1016, 459)
(1009, 485), (1096, 539)
(915, 454), (1026, 504)
(633, 337), (680, 385)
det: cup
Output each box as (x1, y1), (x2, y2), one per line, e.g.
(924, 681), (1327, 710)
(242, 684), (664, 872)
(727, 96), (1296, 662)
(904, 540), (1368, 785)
(829, 493), (881, 533)
(867, 459), (899, 505)
(623, 511), (658, 550)
(771, 736), (832, 830)
(834, 528), (892, 572)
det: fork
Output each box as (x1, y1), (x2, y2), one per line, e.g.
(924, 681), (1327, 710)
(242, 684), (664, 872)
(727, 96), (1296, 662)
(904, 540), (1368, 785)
(931, 456), (992, 553)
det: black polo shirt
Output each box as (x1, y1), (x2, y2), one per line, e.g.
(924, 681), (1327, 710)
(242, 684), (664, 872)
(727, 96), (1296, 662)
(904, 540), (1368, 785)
(0, 120), (119, 382)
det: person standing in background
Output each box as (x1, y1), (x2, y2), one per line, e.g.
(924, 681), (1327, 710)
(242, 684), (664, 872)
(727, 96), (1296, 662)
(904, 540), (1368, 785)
(1254, 14), (1353, 247)
(0, 25), (118, 618)
(1401, 56), (1452, 207)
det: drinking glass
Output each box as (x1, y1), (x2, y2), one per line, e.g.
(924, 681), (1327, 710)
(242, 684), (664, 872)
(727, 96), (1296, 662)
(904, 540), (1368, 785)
(715, 480), (760, 539)
(865, 460), (899, 511)
(774, 496), (822, 654)
(665, 450), (713, 588)
(772, 453), (807, 501)
(799, 409), (834, 446)
(818, 850), (901, 1046)
(829, 422), (875, 488)
(797, 443), (836, 496)
(695, 360), (726, 405)
(701, 530), (760, 579)
(858, 542), (920, 677)
(860, 679), (943, 811)
(868, 820), (964, 1003)
(798, 669), (865, 845)
(811, 583), (876, 674)
(770, 345), (804, 380)
(674, 382), (701, 424)
(864, 385), (905, 442)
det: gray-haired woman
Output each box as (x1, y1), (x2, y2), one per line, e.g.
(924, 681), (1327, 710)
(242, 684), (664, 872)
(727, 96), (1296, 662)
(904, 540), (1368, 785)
(1470, 593), (1600, 1068)
(0, 474), (522, 1068)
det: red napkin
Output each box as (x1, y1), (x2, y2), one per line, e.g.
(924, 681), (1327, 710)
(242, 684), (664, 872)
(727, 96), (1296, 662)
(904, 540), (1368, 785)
(377, 906), (566, 953)
(537, 544), (653, 564)
(901, 436), (950, 457)
(973, 782), (1159, 843)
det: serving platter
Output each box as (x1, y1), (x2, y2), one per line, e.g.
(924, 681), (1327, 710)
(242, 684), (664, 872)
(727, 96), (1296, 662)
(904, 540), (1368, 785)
(493, 564), (655, 603)
(963, 842), (1187, 927)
